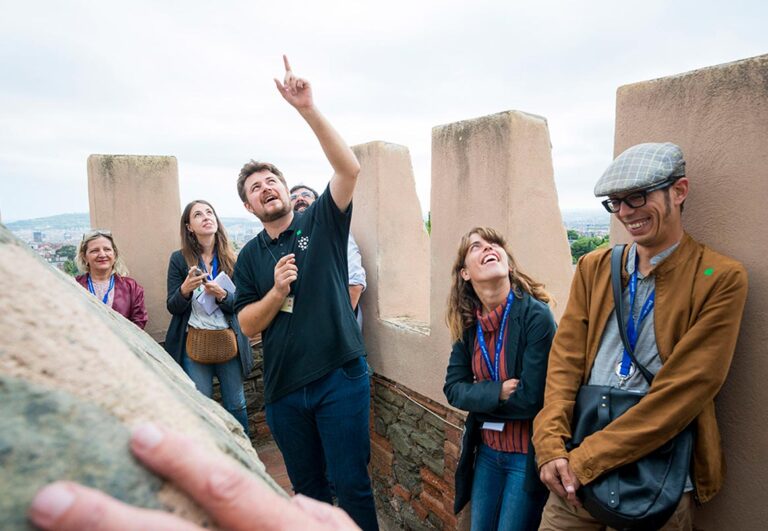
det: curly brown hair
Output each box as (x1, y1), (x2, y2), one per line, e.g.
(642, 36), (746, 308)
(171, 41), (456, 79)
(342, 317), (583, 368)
(445, 227), (552, 342)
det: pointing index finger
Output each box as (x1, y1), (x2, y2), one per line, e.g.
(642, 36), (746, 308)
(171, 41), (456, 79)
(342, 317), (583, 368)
(283, 54), (292, 72)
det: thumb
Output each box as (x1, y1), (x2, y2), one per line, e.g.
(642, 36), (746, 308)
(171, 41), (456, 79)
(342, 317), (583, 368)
(273, 78), (287, 96)
(557, 461), (575, 493)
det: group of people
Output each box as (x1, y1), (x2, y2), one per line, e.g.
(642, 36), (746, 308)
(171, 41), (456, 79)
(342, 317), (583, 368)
(33, 58), (748, 531)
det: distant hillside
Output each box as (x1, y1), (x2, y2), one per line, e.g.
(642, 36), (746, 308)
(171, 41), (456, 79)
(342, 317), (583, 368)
(4, 213), (261, 232)
(560, 208), (609, 226)
(4, 213), (90, 230)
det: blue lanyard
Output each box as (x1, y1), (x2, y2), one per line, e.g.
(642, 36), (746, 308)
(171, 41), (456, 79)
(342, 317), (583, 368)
(200, 254), (219, 281)
(87, 273), (115, 304)
(476, 290), (514, 382)
(619, 261), (655, 377)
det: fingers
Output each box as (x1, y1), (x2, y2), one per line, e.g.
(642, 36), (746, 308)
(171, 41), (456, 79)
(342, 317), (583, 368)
(275, 253), (296, 267)
(276, 270), (298, 285)
(539, 460), (568, 498)
(274, 255), (298, 281)
(29, 481), (200, 531)
(273, 77), (287, 95)
(129, 423), (308, 531)
(283, 54), (291, 72)
(291, 495), (360, 530)
(555, 460), (582, 507)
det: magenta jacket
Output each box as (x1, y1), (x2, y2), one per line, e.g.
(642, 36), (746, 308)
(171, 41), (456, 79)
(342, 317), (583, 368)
(76, 274), (148, 329)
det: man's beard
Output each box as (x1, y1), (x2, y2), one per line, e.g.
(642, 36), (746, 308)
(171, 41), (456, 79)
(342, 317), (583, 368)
(253, 200), (292, 222)
(293, 200), (309, 212)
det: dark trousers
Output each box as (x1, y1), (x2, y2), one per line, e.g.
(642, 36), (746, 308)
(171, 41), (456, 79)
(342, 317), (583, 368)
(266, 356), (378, 531)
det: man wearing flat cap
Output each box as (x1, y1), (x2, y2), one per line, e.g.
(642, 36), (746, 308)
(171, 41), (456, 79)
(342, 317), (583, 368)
(533, 143), (748, 529)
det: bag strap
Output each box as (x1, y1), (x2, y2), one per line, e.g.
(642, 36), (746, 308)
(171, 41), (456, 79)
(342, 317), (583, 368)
(611, 245), (654, 385)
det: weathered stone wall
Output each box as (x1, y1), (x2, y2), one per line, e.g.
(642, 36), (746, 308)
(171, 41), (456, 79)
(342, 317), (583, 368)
(0, 226), (282, 528)
(612, 54), (768, 530)
(88, 154), (181, 342)
(352, 113), (573, 409)
(370, 375), (469, 530)
(213, 343), (271, 446)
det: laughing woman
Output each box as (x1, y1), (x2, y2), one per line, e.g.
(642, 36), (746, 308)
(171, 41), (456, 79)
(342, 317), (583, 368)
(76, 230), (148, 329)
(164, 200), (253, 434)
(444, 227), (556, 531)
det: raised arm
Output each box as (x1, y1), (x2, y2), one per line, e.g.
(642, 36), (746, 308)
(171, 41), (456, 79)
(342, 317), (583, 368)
(274, 55), (360, 212)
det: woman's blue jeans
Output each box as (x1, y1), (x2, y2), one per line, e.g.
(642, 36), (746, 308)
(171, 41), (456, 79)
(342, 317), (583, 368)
(265, 356), (378, 531)
(470, 444), (548, 531)
(182, 352), (249, 435)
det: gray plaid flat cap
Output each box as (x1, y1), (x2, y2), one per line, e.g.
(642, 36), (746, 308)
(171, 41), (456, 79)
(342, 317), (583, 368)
(594, 142), (686, 196)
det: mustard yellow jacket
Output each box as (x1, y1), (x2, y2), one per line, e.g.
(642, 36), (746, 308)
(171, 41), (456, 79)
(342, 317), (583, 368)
(532, 233), (748, 503)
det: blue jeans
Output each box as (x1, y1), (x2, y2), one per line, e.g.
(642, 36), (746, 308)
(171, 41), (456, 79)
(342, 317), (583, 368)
(182, 352), (249, 435)
(266, 356), (378, 531)
(470, 444), (547, 531)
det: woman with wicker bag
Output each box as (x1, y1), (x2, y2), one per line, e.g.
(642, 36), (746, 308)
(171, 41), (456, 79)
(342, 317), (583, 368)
(164, 200), (253, 434)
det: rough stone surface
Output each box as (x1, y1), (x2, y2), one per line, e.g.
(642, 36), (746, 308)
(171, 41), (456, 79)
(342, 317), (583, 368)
(0, 377), (165, 528)
(371, 375), (466, 530)
(0, 226), (283, 528)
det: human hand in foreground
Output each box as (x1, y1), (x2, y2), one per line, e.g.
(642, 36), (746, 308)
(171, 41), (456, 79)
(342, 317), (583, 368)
(29, 423), (360, 530)
(499, 378), (519, 401)
(539, 457), (582, 507)
(274, 55), (314, 110)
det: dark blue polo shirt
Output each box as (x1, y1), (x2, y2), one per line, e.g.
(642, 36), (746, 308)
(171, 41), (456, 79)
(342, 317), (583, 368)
(234, 185), (366, 403)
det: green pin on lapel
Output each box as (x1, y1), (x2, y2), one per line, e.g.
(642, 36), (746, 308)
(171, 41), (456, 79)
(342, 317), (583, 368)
(297, 230), (302, 236)
(704, 268), (714, 276)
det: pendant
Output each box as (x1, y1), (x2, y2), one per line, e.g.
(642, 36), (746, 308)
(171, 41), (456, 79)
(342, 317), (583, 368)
(615, 360), (635, 382)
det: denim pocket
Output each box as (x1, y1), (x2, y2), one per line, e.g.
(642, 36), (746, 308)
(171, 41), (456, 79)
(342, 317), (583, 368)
(341, 356), (367, 380)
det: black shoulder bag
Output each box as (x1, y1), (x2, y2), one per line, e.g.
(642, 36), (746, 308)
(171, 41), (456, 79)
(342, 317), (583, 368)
(566, 245), (694, 530)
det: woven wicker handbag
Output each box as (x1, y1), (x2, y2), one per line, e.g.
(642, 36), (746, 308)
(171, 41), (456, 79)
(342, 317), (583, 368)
(185, 327), (238, 364)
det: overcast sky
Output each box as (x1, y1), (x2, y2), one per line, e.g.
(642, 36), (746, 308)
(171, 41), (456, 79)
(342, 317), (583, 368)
(1, 0), (766, 222)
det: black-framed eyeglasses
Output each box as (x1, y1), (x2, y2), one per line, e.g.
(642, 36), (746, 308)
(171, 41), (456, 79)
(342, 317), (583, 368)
(600, 179), (676, 213)
(290, 191), (314, 200)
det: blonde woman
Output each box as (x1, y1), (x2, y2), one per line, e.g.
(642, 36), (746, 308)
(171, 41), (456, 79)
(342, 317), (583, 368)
(444, 227), (556, 531)
(75, 230), (147, 329)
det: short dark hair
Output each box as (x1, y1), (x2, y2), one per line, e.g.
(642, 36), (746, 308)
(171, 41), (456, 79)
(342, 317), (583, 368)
(237, 160), (286, 202)
(289, 184), (319, 199)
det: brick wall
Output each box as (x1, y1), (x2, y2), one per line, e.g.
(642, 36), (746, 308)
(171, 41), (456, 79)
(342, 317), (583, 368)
(213, 342), (271, 446)
(371, 374), (469, 530)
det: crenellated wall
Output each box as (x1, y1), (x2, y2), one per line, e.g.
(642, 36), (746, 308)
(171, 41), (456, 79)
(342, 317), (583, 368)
(88, 154), (181, 342)
(353, 111), (573, 407)
(611, 54), (768, 531)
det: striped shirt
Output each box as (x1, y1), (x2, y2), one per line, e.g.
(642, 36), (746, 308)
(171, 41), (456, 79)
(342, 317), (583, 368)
(473, 302), (529, 453)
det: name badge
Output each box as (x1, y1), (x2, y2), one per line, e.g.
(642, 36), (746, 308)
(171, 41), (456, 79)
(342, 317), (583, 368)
(481, 421), (505, 432)
(280, 295), (294, 313)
